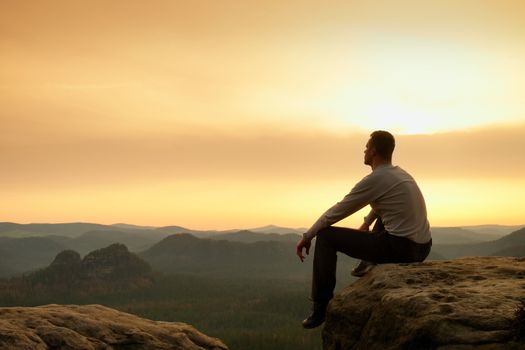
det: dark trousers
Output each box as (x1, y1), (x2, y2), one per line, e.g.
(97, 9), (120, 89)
(311, 222), (432, 302)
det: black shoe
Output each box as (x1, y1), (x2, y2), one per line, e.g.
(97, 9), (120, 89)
(351, 260), (376, 277)
(302, 302), (328, 329)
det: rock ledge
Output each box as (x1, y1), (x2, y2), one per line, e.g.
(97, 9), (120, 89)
(323, 256), (525, 350)
(0, 304), (228, 350)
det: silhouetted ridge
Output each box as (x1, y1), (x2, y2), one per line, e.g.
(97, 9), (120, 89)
(496, 227), (525, 244)
(492, 245), (525, 257)
(68, 229), (165, 255)
(50, 250), (81, 267)
(16, 244), (154, 296)
(139, 233), (319, 279)
(0, 222), (112, 237)
(489, 227), (525, 257)
(81, 243), (152, 279)
(432, 226), (525, 259)
(208, 230), (300, 243)
(0, 222), (21, 233)
(145, 233), (202, 253)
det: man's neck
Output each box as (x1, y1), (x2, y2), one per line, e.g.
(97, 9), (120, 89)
(371, 159), (392, 171)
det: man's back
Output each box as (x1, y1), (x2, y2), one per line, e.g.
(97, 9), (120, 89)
(367, 164), (430, 244)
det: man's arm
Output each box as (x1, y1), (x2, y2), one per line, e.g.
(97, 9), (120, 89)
(297, 208), (375, 262)
(302, 175), (376, 243)
(296, 195), (370, 262)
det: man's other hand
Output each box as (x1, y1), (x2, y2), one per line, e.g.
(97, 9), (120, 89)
(296, 238), (311, 262)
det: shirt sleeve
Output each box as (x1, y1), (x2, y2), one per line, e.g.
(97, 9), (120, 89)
(302, 174), (376, 242)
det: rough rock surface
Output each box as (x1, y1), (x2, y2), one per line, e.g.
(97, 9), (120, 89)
(0, 304), (228, 350)
(323, 257), (525, 350)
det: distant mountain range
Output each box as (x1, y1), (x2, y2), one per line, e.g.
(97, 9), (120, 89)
(207, 230), (300, 243)
(0, 222), (113, 238)
(430, 227), (501, 244)
(1, 221), (520, 239)
(432, 227), (525, 259)
(0, 222), (523, 279)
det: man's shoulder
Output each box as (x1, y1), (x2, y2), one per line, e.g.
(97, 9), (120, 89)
(371, 164), (401, 177)
(370, 165), (417, 186)
(383, 165), (415, 178)
(355, 168), (390, 188)
(356, 165), (413, 187)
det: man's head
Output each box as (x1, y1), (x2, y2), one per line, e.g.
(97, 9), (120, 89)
(364, 130), (395, 166)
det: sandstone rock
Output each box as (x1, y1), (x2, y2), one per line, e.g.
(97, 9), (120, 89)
(0, 304), (228, 350)
(25, 244), (154, 296)
(323, 257), (525, 350)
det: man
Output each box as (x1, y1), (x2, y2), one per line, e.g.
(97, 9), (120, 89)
(296, 130), (432, 329)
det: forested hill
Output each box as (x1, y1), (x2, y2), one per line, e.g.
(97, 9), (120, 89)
(138, 233), (314, 279)
(432, 227), (525, 259)
(0, 244), (153, 302)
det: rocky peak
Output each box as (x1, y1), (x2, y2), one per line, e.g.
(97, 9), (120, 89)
(25, 244), (153, 295)
(81, 243), (151, 279)
(49, 250), (81, 268)
(323, 257), (525, 350)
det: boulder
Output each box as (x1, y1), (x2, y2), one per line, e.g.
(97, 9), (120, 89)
(323, 256), (525, 350)
(0, 304), (228, 350)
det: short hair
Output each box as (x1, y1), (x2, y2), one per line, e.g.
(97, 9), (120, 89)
(369, 130), (395, 160)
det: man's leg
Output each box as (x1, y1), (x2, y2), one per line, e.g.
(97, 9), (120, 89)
(302, 226), (390, 328)
(311, 226), (390, 303)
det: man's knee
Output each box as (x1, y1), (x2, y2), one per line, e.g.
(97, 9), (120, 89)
(315, 227), (334, 246)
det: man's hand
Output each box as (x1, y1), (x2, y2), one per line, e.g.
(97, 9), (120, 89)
(296, 238), (311, 262)
(359, 222), (370, 232)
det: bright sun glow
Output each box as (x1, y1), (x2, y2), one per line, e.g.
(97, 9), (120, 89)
(359, 100), (442, 135)
(321, 41), (525, 135)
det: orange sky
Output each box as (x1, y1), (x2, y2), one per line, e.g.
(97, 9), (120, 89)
(1, 0), (524, 228)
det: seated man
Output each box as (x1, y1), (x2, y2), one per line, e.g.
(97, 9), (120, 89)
(296, 130), (432, 329)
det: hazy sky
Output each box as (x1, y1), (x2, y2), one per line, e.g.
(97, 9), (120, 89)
(2, 0), (524, 228)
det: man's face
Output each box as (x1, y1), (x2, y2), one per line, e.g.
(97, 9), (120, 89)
(364, 139), (375, 166)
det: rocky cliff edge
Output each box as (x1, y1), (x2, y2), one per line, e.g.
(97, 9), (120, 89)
(0, 304), (228, 350)
(323, 256), (525, 350)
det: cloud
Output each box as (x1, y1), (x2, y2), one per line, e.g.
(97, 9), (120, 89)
(397, 125), (525, 179)
(1, 124), (523, 192)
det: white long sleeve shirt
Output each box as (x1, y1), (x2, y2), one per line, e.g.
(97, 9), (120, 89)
(303, 164), (431, 244)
